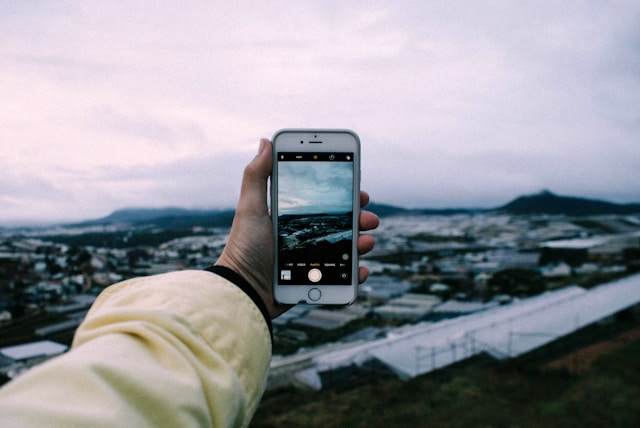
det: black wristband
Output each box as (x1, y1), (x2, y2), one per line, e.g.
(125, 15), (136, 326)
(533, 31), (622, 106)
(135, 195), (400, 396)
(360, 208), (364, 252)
(204, 265), (273, 339)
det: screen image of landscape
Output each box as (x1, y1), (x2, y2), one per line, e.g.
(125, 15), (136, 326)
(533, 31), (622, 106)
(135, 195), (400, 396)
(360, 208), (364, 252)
(276, 154), (355, 285)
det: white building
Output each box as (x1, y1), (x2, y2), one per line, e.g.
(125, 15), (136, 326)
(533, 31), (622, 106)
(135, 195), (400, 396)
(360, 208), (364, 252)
(269, 273), (640, 390)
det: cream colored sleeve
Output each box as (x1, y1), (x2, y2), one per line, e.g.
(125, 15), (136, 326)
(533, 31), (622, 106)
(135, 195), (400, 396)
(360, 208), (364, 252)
(0, 270), (272, 428)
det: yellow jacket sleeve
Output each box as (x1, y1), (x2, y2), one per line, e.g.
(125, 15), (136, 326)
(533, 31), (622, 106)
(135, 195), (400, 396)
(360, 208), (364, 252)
(0, 270), (272, 428)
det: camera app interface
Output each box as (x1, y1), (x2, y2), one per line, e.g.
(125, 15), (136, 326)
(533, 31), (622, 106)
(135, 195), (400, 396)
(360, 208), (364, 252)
(277, 152), (354, 286)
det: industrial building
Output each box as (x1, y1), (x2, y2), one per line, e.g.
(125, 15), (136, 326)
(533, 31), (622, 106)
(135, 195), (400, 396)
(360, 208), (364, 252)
(269, 273), (640, 390)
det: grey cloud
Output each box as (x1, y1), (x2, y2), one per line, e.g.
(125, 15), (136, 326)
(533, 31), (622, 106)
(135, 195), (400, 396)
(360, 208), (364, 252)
(87, 106), (209, 148)
(2, 1), (640, 224)
(92, 150), (251, 209)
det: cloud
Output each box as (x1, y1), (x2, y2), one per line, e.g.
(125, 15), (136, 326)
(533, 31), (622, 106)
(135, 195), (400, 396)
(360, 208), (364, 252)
(278, 161), (354, 215)
(1, 1), (640, 224)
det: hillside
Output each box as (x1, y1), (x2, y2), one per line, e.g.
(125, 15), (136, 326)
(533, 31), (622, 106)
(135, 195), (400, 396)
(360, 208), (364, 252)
(57, 191), (640, 228)
(73, 207), (236, 228)
(252, 311), (640, 427)
(367, 202), (477, 217)
(369, 191), (640, 218)
(498, 190), (640, 216)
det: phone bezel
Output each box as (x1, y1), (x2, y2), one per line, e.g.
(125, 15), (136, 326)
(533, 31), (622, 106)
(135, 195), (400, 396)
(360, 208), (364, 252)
(272, 129), (361, 305)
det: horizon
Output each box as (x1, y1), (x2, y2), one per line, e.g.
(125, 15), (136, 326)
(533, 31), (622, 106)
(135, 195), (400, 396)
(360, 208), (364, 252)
(2, 2), (640, 225)
(2, 189), (639, 229)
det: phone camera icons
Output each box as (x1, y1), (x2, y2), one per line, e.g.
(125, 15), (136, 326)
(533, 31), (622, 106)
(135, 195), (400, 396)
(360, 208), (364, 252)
(308, 268), (322, 283)
(329, 154), (335, 160)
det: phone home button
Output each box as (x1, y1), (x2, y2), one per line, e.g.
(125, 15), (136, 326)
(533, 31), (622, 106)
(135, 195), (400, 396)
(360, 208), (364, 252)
(308, 288), (321, 302)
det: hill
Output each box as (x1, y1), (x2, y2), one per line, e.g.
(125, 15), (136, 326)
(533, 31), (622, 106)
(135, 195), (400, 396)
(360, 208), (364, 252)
(60, 191), (640, 228)
(74, 207), (236, 228)
(252, 310), (640, 427)
(371, 191), (640, 218)
(365, 202), (478, 217)
(498, 190), (640, 216)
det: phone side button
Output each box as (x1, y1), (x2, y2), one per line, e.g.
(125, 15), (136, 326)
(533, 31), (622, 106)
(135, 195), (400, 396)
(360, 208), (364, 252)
(308, 288), (321, 302)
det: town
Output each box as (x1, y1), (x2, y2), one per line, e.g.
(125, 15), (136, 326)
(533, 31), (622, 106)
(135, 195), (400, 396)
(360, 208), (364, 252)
(2, 204), (640, 386)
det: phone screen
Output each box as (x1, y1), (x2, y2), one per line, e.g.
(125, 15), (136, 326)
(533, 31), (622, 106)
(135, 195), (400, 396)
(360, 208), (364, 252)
(276, 151), (355, 286)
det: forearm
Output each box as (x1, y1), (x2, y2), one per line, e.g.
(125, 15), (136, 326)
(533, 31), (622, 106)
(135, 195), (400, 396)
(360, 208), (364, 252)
(0, 270), (272, 428)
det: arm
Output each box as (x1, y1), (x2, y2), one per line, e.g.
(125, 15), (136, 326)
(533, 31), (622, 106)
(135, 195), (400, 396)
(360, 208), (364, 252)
(0, 270), (270, 428)
(0, 139), (378, 427)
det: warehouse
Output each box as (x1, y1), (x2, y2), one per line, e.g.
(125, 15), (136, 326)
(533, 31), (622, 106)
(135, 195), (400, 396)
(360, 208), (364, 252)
(277, 273), (640, 389)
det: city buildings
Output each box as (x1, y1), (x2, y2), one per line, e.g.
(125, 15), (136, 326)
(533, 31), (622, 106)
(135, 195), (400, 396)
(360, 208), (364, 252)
(1, 211), (640, 384)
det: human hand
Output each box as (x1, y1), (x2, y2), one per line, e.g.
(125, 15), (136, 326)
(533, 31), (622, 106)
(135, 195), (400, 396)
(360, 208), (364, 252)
(216, 139), (379, 319)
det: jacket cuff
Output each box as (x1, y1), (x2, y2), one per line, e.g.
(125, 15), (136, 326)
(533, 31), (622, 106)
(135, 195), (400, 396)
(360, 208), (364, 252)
(204, 265), (273, 338)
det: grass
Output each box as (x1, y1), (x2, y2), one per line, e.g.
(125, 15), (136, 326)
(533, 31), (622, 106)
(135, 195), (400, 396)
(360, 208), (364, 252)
(252, 316), (640, 427)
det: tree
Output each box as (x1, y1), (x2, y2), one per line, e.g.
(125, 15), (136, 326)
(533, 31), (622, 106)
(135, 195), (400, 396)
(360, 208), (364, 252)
(488, 268), (544, 297)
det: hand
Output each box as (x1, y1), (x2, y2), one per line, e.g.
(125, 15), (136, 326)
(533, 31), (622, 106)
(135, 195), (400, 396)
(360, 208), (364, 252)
(216, 139), (379, 319)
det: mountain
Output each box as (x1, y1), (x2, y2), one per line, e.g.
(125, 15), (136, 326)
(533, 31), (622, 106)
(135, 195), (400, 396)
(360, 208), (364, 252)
(497, 190), (640, 216)
(366, 202), (478, 217)
(66, 191), (640, 228)
(75, 207), (236, 228)
(364, 202), (409, 217)
(96, 208), (200, 223)
(369, 191), (640, 218)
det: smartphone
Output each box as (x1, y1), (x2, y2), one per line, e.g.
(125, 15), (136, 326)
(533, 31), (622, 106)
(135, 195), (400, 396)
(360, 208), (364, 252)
(272, 129), (361, 305)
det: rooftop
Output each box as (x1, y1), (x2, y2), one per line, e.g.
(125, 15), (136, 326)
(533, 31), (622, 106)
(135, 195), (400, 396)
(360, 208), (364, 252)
(0, 340), (68, 362)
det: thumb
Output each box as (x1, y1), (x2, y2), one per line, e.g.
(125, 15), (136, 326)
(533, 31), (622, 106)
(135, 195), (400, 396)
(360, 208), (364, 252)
(237, 139), (272, 216)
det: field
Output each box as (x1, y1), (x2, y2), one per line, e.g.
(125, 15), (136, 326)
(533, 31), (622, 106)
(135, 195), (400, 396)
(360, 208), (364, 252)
(252, 309), (640, 427)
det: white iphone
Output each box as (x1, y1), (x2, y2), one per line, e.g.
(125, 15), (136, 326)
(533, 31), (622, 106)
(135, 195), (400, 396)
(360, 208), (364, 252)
(272, 129), (361, 305)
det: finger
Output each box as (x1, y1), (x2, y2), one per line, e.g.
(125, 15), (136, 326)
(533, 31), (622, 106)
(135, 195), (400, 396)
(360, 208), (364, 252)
(359, 210), (379, 232)
(358, 266), (370, 284)
(237, 139), (272, 216)
(357, 234), (375, 255)
(360, 190), (370, 208)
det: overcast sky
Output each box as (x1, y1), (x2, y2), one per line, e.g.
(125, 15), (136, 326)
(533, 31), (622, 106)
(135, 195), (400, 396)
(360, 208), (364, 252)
(278, 161), (353, 215)
(2, 1), (640, 225)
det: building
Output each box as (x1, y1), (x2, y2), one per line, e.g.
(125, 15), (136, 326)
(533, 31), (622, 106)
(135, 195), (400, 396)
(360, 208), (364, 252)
(268, 273), (640, 390)
(0, 340), (68, 380)
(373, 293), (441, 321)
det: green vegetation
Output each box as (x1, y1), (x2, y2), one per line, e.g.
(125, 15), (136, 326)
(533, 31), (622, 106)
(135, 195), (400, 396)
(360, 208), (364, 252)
(488, 268), (545, 296)
(39, 228), (203, 249)
(408, 233), (475, 243)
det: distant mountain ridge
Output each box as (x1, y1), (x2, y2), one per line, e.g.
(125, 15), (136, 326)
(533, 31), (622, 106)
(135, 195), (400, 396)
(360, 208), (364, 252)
(497, 190), (640, 216)
(70, 191), (640, 228)
(364, 202), (477, 217)
(370, 191), (640, 217)
(99, 207), (204, 223)
(76, 207), (236, 228)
